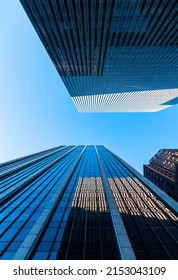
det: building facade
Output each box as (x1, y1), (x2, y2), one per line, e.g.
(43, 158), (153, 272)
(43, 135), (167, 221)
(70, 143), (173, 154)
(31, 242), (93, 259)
(1, 145), (178, 260)
(19, 0), (178, 112)
(144, 149), (178, 202)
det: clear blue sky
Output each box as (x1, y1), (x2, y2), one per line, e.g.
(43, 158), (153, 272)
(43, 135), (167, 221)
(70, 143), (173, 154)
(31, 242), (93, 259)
(0, 0), (178, 173)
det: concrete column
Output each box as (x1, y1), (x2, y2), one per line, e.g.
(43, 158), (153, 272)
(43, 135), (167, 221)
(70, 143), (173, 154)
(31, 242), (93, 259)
(95, 146), (136, 260)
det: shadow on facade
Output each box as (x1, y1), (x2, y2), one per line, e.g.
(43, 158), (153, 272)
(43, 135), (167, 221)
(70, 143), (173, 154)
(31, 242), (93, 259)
(31, 176), (178, 260)
(56, 207), (121, 260)
(120, 212), (178, 260)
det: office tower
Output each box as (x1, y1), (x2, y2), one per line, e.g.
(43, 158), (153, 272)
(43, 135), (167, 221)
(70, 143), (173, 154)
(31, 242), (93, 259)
(19, 0), (178, 112)
(1, 145), (178, 260)
(144, 149), (178, 202)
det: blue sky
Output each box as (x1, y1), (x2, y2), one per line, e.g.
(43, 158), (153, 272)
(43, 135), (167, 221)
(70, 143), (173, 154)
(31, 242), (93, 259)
(0, 0), (178, 173)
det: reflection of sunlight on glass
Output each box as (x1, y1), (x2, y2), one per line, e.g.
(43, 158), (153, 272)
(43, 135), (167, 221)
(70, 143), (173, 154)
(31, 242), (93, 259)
(72, 177), (108, 212)
(56, 177), (121, 260)
(108, 177), (178, 221)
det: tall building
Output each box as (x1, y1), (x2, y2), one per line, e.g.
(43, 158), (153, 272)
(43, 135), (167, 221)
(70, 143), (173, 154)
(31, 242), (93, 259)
(19, 0), (178, 112)
(1, 145), (178, 260)
(144, 149), (178, 202)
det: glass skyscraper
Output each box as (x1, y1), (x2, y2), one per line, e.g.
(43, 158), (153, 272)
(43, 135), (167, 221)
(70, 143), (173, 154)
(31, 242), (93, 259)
(1, 145), (178, 260)
(19, 0), (178, 112)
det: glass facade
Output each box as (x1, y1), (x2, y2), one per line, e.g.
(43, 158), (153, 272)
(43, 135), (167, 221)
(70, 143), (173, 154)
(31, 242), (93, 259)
(19, 0), (178, 112)
(1, 145), (178, 260)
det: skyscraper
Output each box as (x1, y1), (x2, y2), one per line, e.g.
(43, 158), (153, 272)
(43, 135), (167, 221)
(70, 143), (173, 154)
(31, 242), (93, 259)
(19, 0), (178, 112)
(144, 149), (178, 201)
(1, 145), (178, 260)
